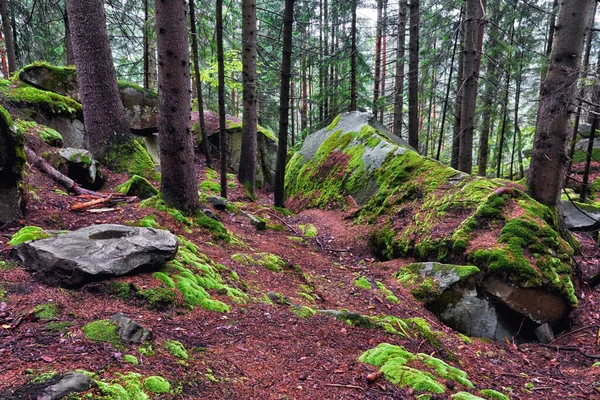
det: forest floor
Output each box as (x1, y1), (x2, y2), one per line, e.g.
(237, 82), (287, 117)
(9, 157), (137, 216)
(1, 153), (600, 399)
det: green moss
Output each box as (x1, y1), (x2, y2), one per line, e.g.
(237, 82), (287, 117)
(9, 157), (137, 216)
(138, 343), (155, 357)
(291, 305), (317, 318)
(452, 392), (485, 400)
(105, 139), (158, 180)
(115, 175), (158, 199)
(459, 333), (472, 344)
(0, 80), (81, 118)
(205, 168), (218, 180)
(138, 215), (158, 228)
(231, 252), (286, 272)
(199, 180), (221, 193)
(122, 355), (139, 366)
(45, 321), (73, 333)
(195, 211), (235, 242)
(376, 282), (400, 303)
(164, 340), (188, 359)
(143, 376), (171, 394)
(298, 223), (318, 238)
(479, 389), (510, 400)
(108, 282), (132, 299)
(138, 287), (176, 309)
(8, 226), (50, 246)
(117, 80), (158, 99)
(326, 114), (341, 132)
(82, 319), (122, 348)
(152, 271), (175, 288)
(34, 303), (59, 320)
(95, 372), (149, 400)
(226, 121), (278, 141)
(354, 276), (372, 290)
(419, 353), (473, 388)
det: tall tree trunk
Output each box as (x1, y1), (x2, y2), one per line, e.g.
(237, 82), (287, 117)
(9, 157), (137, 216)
(155, 0), (198, 212)
(67, 0), (131, 163)
(291, 81), (295, 147)
(189, 0), (213, 169)
(380, 0), (387, 124)
(580, 50), (600, 201)
(451, 21), (465, 169)
(528, 0), (593, 207)
(407, 0), (419, 150)
(496, 69), (510, 178)
(510, 57), (523, 180)
(392, 0), (407, 137)
(302, 53), (309, 128)
(0, 0), (16, 73)
(350, 0), (358, 111)
(373, 0), (383, 117)
(0, 29), (7, 77)
(457, 0), (485, 173)
(319, 0), (324, 122)
(274, 0), (294, 207)
(143, 0), (150, 89)
(64, 5), (75, 65)
(239, 0), (258, 194)
(216, 0), (227, 199)
(541, 0), (559, 80)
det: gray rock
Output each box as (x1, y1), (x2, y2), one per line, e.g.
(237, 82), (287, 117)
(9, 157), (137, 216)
(561, 199), (600, 230)
(38, 116), (84, 148)
(16, 224), (178, 287)
(202, 208), (219, 221)
(0, 114), (24, 224)
(267, 291), (291, 305)
(119, 85), (158, 135)
(38, 372), (95, 400)
(59, 148), (104, 190)
(407, 262), (479, 291)
(109, 313), (151, 343)
(207, 196), (228, 211)
(535, 323), (555, 344)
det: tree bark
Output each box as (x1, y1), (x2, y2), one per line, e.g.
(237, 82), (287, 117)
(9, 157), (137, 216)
(496, 69), (510, 178)
(350, 0), (358, 111)
(189, 0), (213, 169)
(0, 0), (16, 73)
(380, 0), (387, 124)
(155, 0), (198, 212)
(274, 0), (294, 207)
(392, 0), (407, 138)
(216, 0), (227, 199)
(451, 20), (465, 170)
(373, 0), (383, 117)
(407, 0), (419, 150)
(527, 0), (593, 207)
(63, 5), (75, 65)
(239, 0), (258, 194)
(67, 0), (131, 163)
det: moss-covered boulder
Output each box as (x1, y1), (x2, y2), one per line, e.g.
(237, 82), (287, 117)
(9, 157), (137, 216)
(288, 112), (578, 334)
(115, 175), (158, 199)
(573, 138), (600, 163)
(59, 147), (105, 190)
(0, 106), (25, 224)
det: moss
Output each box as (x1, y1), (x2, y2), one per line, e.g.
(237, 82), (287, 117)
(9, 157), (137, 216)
(108, 282), (132, 299)
(326, 114), (341, 132)
(298, 223), (318, 238)
(354, 276), (372, 290)
(138, 343), (155, 357)
(0, 80), (82, 118)
(138, 215), (158, 228)
(231, 252), (286, 272)
(122, 355), (139, 366)
(8, 226), (50, 246)
(34, 303), (59, 320)
(45, 321), (73, 333)
(479, 389), (510, 400)
(459, 333), (472, 344)
(452, 393), (485, 400)
(376, 282), (400, 303)
(143, 376), (170, 394)
(419, 353), (473, 388)
(105, 139), (158, 180)
(164, 340), (188, 359)
(291, 305), (317, 318)
(138, 287), (176, 309)
(195, 211), (235, 242)
(152, 271), (175, 288)
(199, 180), (221, 193)
(226, 121), (278, 141)
(117, 80), (158, 99)
(82, 319), (122, 348)
(115, 175), (158, 199)
(288, 236), (306, 244)
(95, 372), (149, 400)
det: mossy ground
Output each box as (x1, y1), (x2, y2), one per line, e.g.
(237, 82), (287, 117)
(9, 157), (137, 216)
(82, 319), (122, 349)
(0, 79), (82, 119)
(7, 226), (50, 246)
(231, 252), (286, 272)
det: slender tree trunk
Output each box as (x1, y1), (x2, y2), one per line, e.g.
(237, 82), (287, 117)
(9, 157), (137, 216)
(274, 0), (294, 207)
(239, 0), (258, 194)
(510, 58), (523, 180)
(373, 0), (383, 117)
(0, 29), (7, 77)
(67, 0), (131, 163)
(528, 0), (593, 206)
(580, 50), (600, 201)
(350, 0), (358, 111)
(380, 0), (387, 123)
(407, 0), (419, 150)
(319, 0), (323, 122)
(0, 0), (16, 73)
(541, 0), (559, 80)
(392, 0), (407, 137)
(302, 53), (308, 127)
(457, 0), (485, 173)
(64, 5), (75, 65)
(155, 0), (198, 212)
(216, 0), (227, 199)
(143, 0), (150, 89)
(451, 21), (465, 170)
(496, 70), (510, 178)
(189, 0), (213, 169)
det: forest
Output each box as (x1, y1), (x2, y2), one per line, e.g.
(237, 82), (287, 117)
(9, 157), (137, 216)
(0, 0), (600, 399)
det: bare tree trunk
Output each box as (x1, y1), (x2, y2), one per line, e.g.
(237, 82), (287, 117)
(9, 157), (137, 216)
(239, 0), (258, 194)
(155, 0), (198, 212)
(350, 0), (358, 111)
(67, 0), (131, 163)
(528, 0), (593, 206)
(274, 0), (294, 207)
(189, 0), (213, 169)
(291, 81), (295, 147)
(373, 0), (383, 117)
(496, 70), (510, 178)
(580, 50), (600, 201)
(380, 0), (387, 124)
(217, 0), (227, 199)
(510, 57), (523, 180)
(63, 5), (75, 65)
(0, 0), (16, 73)
(407, 0), (419, 150)
(392, 0), (407, 137)
(451, 21), (465, 170)
(0, 29), (7, 77)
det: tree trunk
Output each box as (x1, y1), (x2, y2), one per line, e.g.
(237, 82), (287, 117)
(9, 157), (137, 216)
(527, 0), (593, 207)
(380, 0), (387, 124)
(407, 0), (419, 150)
(64, 5), (75, 65)
(392, 0), (407, 138)
(580, 50), (600, 201)
(274, 0), (294, 208)
(451, 21), (465, 170)
(457, 0), (485, 173)
(239, 0), (258, 195)
(217, 0), (227, 199)
(0, 0), (16, 73)
(67, 0), (131, 163)
(155, 0), (198, 212)
(350, 0), (358, 111)
(510, 58), (523, 180)
(373, 0), (383, 117)
(496, 70), (511, 178)
(189, 0), (213, 169)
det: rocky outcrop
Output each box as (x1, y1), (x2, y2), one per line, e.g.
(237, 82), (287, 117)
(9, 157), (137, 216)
(561, 199), (600, 230)
(289, 112), (578, 339)
(37, 372), (95, 400)
(0, 106), (25, 224)
(16, 224), (178, 287)
(59, 148), (105, 190)
(109, 312), (152, 343)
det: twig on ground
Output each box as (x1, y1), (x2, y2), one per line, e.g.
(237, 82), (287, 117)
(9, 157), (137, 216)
(324, 383), (363, 390)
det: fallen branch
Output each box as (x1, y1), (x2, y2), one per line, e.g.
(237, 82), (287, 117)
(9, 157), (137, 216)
(24, 146), (107, 197)
(538, 343), (600, 359)
(323, 383), (363, 390)
(70, 195), (114, 210)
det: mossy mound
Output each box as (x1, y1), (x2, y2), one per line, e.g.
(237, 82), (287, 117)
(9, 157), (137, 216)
(8, 226), (50, 246)
(231, 252), (286, 272)
(105, 139), (158, 180)
(359, 342), (473, 394)
(82, 319), (122, 348)
(115, 175), (158, 199)
(16, 119), (62, 146)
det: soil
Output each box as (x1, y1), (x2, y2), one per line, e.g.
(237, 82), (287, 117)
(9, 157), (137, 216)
(1, 154), (600, 399)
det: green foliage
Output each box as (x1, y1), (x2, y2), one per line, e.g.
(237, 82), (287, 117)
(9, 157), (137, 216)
(143, 376), (171, 394)
(8, 226), (50, 246)
(231, 252), (286, 272)
(115, 175), (158, 199)
(105, 139), (158, 180)
(164, 340), (188, 359)
(34, 303), (59, 320)
(82, 320), (122, 348)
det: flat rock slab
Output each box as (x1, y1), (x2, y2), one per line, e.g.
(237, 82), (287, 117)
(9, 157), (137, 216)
(561, 200), (600, 231)
(38, 372), (95, 400)
(16, 224), (178, 288)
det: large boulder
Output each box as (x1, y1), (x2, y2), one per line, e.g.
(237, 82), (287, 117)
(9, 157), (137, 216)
(0, 106), (25, 224)
(192, 111), (278, 186)
(15, 224), (178, 287)
(560, 199), (600, 230)
(288, 112), (578, 338)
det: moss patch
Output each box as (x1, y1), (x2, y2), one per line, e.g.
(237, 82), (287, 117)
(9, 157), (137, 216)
(82, 319), (122, 348)
(298, 223), (317, 238)
(122, 355), (139, 366)
(105, 139), (158, 180)
(0, 79), (82, 118)
(144, 376), (170, 394)
(115, 175), (158, 199)
(8, 226), (50, 246)
(33, 303), (59, 320)
(164, 340), (188, 359)
(231, 252), (286, 272)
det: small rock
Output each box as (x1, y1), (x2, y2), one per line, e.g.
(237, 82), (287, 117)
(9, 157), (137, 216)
(202, 208), (220, 221)
(38, 372), (95, 400)
(59, 148), (104, 190)
(109, 313), (152, 343)
(534, 323), (555, 344)
(207, 196), (228, 211)
(267, 291), (291, 306)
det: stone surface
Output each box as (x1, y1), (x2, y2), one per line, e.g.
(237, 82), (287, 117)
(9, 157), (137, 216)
(109, 312), (152, 343)
(0, 108), (24, 224)
(115, 175), (158, 199)
(38, 372), (95, 400)
(561, 200), (600, 231)
(207, 196), (228, 211)
(119, 84), (158, 134)
(16, 224), (178, 287)
(534, 323), (555, 344)
(59, 148), (104, 190)
(36, 114), (84, 148)
(19, 64), (79, 100)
